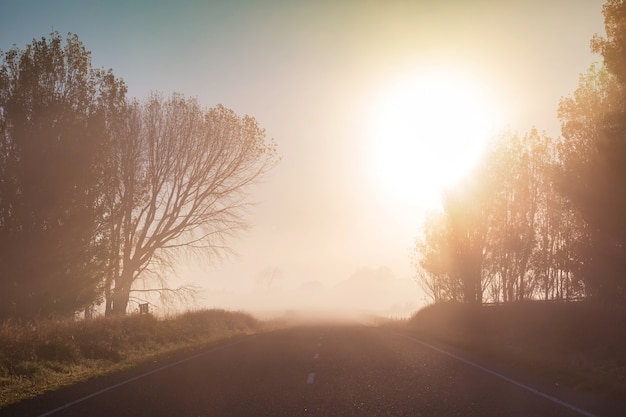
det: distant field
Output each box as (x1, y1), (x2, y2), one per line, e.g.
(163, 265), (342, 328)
(406, 301), (626, 400)
(0, 309), (262, 409)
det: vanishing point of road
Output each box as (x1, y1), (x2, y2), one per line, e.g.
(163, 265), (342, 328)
(3, 324), (625, 417)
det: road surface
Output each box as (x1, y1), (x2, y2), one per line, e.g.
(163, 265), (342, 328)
(3, 324), (625, 416)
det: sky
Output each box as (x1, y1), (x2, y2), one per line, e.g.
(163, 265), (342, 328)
(0, 0), (607, 316)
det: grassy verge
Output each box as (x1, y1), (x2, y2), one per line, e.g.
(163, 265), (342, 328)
(405, 301), (626, 400)
(0, 309), (262, 409)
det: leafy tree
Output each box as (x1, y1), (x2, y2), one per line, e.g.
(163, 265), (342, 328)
(484, 130), (556, 302)
(0, 33), (277, 318)
(0, 33), (126, 318)
(413, 213), (462, 303)
(104, 94), (278, 315)
(586, 0), (626, 301)
(558, 29), (626, 301)
(531, 132), (589, 302)
(441, 175), (491, 304)
(592, 0), (626, 85)
(414, 129), (588, 304)
(414, 165), (493, 305)
(414, 1), (626, 304)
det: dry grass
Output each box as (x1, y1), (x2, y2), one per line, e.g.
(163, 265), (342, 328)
(407, 301), (626, 400)
(0, 309), (261, 409)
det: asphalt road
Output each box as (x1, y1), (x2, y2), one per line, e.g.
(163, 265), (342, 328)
(3, 324), (626, 417)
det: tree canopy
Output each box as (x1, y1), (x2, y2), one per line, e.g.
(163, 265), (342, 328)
(413, 130), (587, 304)
(557, 0), (626, 300)
(0, 33), (126, 318)
(0, 33), (278, 319)
(415, 0), (626, 304)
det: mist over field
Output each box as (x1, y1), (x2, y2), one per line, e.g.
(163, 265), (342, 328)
(201, 266), (420, 318)
(0, 0), (622, 319)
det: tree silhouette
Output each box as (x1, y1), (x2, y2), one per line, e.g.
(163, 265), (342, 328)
(0, 33), (126, 318)
(558, 40), (626, 300)
(414, 130), (588, 304)
(104, 94), (278, 315)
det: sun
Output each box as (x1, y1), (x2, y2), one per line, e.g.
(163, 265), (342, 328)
(365, 68), (500, 210)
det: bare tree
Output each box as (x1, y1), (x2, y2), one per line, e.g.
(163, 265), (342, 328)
(256, 266), (282, 290)
(105, 93), (278, 315)
(413, 214), (462, 303)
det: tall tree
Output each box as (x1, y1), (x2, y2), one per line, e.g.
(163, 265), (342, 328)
(567, 0), (626, 301)
(531, 190), (588, 301)
(557, 63), (626, 299)
(414, 165), (493, 305)
(414, 129), (589, 304)
(592, 0), (626, 85)
(441, 176), (491, 304)
(105, 94), (277, 315)
(484, 130), (553, 302)
(413, 213), (462, 303)
(0, 33), (126, 318)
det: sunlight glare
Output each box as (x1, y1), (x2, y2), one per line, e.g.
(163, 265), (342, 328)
(367, 68), (501, 210)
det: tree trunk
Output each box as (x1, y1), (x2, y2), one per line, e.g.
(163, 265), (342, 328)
(110, 287), (130, 316)
(107, 271), (133, 316)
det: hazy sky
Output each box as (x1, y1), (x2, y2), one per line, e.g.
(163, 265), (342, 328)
(0, 0), (607, 314)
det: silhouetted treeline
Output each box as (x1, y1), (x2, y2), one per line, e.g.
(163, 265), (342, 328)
(414, 0), (626, 304)
(0, 33), (277, 319)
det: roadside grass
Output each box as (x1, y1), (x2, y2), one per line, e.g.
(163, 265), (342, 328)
(406, 301), (626, 400)
(0, 309), (262, 409)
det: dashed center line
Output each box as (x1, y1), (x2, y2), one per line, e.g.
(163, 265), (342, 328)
(306, 372), (316, 384)
(307, 339), (322, 385)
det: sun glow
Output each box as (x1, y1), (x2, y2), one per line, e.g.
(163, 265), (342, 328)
(366, 68), (502, 210)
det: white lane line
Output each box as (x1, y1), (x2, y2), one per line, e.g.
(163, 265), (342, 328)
(306, 372), (316, 384)
(399, 333), (598, 417)
(313, 353), (319, 360)
(37, 336), (255, 417)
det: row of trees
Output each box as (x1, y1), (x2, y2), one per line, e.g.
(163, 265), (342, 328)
(0, 33), (278, 319)
(414, 0), (626, 304)
(414, 130), (588, 303)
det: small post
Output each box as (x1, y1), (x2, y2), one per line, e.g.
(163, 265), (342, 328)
(139, 303), (150, 315)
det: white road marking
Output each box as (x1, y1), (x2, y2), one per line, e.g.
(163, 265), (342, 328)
(400, 333), (599, 417)
(36, 336), (255, 417)
(306, 372), (316, 384)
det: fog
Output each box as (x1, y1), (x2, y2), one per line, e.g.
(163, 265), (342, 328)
(0, 0), (606, 319)
(199, 266), (420, 319)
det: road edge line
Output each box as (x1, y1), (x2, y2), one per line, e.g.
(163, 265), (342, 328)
(398, 333), (598, 417)
(36, 335), (255, 417)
